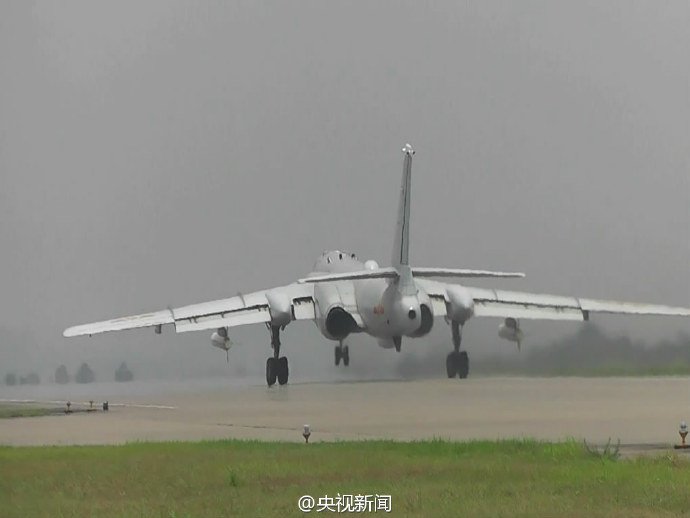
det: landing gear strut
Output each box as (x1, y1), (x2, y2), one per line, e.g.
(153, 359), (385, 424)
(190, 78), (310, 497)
(334, 341), (350, 366)
(446, 320), (469, 379)
(265, 324), (288, 387)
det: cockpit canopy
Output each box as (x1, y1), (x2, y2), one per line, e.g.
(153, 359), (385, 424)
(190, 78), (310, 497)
(312, 250), (361, 272)
(321, 249), (357, 262)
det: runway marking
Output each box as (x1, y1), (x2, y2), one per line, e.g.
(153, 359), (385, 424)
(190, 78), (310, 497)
(107, 403), (177, 410)
(214, 422), (379, 437)
(0, 399), (177, 410)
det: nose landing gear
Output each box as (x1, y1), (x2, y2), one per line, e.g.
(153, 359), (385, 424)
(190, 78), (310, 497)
(335, 341), (350, 366)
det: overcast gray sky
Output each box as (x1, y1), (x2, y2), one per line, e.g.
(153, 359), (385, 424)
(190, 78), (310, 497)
(1, 1), (688, 380)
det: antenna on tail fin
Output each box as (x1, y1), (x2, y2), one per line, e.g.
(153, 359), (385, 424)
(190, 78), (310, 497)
(392, 144), (414, 268)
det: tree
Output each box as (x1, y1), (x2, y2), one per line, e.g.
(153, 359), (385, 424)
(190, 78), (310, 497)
(55, 365), (69, 384)
(115, 362), (133, 382)
(4, 373), (16, 386)
(75, 363), (95, 384)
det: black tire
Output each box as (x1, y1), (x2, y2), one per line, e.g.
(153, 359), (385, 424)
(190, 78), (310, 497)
(458, 351), (469, 379)
(446, 352), (457, 378)
(334, 346), (341, 366)
(266, 357), (277, 387)
(342, 346), (350, 367)
(277, 356), (289, 385)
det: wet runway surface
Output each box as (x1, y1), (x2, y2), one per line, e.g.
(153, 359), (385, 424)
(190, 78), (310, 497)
(2, 377), (690, 456)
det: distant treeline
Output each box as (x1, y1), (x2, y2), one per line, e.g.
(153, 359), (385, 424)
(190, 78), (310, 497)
(475, 324), (690, 376)
(4, 362), (134, 386)
(396, 324), (690, 378)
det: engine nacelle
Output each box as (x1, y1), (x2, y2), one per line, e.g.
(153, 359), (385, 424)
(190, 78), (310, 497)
(266, 289), (292, 327)
(498, 318), (524, 344)
(446, 285), (474, 324)
(324, 306), (358, 340)
(408, 288), (434, 337)
(315, 282), (359, 340)
(211, 327), (232, 351)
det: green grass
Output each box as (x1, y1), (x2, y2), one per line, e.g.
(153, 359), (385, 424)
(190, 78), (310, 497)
(2, 439), (690, 517)
(0, 405), (60, 419)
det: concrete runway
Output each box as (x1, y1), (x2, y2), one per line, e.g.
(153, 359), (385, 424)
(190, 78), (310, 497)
(2, 377), (690, 453)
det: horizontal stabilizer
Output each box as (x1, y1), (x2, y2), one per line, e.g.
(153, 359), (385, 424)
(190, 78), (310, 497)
(411, 267), (525, 279)
(298, 268), (399, 284)
(298, 266), (525, 284)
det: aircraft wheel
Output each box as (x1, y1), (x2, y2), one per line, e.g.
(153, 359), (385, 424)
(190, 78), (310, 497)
(334, 346), (341, 366)
(458, 351), (469, 379)
(277, 356), (289, 385)
(266, 357), (277, 387)
(342, 346), (350, 367)
(446, 352), (457, 378)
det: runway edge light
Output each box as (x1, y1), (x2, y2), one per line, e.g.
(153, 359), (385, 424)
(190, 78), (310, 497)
(303, 424), (311, 444)
(674, 421), (689, 450)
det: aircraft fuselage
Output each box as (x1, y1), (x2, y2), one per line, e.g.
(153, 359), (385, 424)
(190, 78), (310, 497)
(310, 250), (427, 342)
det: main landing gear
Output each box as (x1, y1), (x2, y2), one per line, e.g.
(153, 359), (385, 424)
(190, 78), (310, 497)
(446, 320), (469, 379)
(334, 341), (350, 366)
(266, 324), (288, 387)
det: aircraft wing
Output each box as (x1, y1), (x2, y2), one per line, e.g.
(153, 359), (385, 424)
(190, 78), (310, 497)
(417, 280), (690, 322)
(63, 283), (316, 337)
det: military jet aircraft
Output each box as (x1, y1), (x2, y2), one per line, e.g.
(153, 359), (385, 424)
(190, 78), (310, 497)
(64, 144), (690, 385)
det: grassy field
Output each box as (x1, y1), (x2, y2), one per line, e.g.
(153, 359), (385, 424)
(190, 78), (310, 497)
(0, 404), (61, 419)
(2, 440), (690, 517)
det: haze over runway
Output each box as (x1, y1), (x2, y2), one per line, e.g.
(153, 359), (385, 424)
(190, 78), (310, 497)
(1, 377), (689, 452)
(1, 2), (688, 381)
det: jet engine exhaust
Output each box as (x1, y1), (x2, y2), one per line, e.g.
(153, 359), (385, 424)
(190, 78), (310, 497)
(325, 307), (358, 339)
(409, 303), (433, 337)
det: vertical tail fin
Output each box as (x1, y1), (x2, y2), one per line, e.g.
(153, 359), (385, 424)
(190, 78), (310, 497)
(392, 144), (414, 268)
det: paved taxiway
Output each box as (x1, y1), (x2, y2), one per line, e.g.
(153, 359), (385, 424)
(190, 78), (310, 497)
(1, 377), (689, 450)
